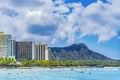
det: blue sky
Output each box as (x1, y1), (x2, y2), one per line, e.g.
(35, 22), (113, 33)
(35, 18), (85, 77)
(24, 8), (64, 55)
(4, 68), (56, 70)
(0, 0), (120, 59)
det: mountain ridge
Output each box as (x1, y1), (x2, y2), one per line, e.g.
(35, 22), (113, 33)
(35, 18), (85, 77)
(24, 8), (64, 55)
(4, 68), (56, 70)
(49, 43), (112, 61)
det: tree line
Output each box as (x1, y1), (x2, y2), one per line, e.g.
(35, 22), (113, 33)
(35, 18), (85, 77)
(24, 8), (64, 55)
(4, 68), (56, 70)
(0, 58), (120, 67)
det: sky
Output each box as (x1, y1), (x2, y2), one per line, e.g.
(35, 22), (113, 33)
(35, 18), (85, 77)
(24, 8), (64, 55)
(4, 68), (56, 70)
(0, 0), (120, 59)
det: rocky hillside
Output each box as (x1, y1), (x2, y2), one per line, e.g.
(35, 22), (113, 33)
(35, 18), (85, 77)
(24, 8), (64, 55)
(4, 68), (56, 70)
(49, 43), (112, 61)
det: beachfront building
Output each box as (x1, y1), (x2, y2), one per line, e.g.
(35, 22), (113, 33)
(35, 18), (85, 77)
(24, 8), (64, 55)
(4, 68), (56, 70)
(15, 41), (35, 61)
(0, 32), (12, 58)
(0, 32), (49, 61)
(15, 42), (49, 61)
(35, 43), (49, 60)
(11, 38), (16, 57)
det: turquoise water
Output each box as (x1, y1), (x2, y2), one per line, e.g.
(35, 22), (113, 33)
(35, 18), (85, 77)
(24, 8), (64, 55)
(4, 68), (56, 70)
(0, 67), (120, 80)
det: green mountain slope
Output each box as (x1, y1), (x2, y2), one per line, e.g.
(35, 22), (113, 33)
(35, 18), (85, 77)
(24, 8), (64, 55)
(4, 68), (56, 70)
(49, 43), (112, 61)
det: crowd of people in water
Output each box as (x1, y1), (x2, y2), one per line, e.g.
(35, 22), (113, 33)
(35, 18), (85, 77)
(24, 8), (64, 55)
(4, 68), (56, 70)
(0, 67), (119, 80)
(2, 67), (94, 75)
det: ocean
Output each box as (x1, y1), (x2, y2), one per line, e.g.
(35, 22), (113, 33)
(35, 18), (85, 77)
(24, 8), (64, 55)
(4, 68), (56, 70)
(0, 67), (120, 80)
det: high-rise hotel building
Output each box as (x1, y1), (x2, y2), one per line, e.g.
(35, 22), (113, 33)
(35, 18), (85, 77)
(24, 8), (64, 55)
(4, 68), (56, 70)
(15, 42), (49, 61)
(15, 41), (35, 61)
(35, 44), (49, 60)
(11, 38), (16, 57)
(0, 32), (12, 58)
(0, 32), (49, 61)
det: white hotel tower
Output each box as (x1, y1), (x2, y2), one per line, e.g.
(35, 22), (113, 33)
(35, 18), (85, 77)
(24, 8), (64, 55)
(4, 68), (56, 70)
(0, 32), (12, 58)
(0, 32), (49, 61)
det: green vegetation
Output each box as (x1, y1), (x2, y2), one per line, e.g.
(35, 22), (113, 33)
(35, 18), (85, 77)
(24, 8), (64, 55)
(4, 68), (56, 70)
(0, 58), (16, 66)
(0, 58), (120, 67)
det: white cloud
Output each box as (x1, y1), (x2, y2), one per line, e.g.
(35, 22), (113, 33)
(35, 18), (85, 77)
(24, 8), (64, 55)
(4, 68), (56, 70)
(66, 0), (120, 43)
(0, 0), (120, 46)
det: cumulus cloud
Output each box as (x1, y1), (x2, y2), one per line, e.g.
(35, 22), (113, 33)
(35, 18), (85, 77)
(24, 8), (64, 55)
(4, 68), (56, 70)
(79, 0), (120, 43)
(0, 0), (120, 45)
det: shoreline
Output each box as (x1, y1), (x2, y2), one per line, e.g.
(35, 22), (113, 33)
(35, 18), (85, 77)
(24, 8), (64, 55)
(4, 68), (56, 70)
(0, 66), (120, 69)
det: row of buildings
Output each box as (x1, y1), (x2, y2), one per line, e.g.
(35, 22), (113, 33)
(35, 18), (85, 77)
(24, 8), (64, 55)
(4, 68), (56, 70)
(0, 32), (49, 61)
